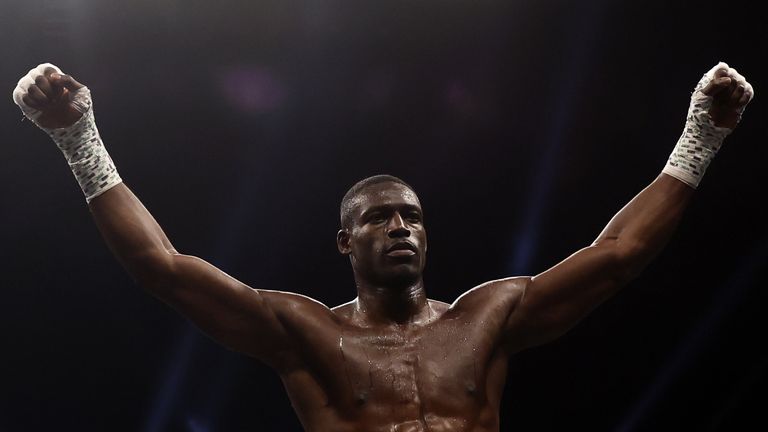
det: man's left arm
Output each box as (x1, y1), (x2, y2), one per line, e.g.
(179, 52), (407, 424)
(502, 62), (754, 353)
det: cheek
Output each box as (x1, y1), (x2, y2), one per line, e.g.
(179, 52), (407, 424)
(352, 231), (384, 255)
(371, 240), (385, 255)
(416, 229), (427, 245)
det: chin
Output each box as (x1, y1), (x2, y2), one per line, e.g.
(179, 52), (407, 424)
(382, 267), (421, 287)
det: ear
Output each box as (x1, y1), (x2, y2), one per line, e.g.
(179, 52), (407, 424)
(337, 229), (351, 255)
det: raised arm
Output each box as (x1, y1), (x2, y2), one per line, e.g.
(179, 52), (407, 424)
(89, 183), (297, 366)
(12, 64), (332, 368)
(501, 62), (754, 353)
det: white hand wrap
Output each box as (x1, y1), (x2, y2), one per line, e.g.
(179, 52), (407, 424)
(13, 63), (122, 203)
(662, 62), (753, 188)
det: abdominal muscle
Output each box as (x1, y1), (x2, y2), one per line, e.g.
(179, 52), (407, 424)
(293, 399), (498, 432)
(279, 347), (505, 432)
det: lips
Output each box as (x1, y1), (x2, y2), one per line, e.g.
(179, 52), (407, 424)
(385, 241), (417, 257)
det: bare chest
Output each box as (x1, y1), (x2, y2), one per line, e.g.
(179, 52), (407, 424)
(291, 318), (503, 423)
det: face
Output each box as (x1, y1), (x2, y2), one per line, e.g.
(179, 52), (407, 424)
(337, 182), (427, 287)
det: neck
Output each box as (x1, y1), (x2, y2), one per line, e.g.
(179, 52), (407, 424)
(353, 277), (431, 326)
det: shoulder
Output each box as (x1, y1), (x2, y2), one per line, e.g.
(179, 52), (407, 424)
(330, 299), (356, 321)
(449, 276), (531, 312)
(259, 289), (341, 327)
(428, 298), (451, 313)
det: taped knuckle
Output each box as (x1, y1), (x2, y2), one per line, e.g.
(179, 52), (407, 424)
(17, 75), (35, 91)
(739, 94), (751, 106)
(706, 62), (729, 78)
(12, 87), (26, 106)
(36, 62), (61, 74)
(13, 63), (66, 109)
(43, 66), (59, 77)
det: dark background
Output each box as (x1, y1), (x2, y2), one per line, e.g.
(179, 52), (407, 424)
(2, 0), (766, 431)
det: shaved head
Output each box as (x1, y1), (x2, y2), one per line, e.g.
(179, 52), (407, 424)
(340, 175), (416, 229)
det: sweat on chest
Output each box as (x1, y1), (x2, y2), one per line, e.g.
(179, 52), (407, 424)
(332, 324), (487, 407)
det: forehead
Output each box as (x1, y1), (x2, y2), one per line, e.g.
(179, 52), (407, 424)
(351, 182), (421, 214)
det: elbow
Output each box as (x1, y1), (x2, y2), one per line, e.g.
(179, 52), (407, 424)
(124, 250), (177, 294)
(596, 237), (654, 284)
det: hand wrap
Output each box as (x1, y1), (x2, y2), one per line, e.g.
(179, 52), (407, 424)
(13, 63), (122, 202)
(662, 62), (753, 188)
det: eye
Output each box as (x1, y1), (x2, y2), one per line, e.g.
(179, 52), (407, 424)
(406, 212), (422, 223)
(367, 213), (386, 224)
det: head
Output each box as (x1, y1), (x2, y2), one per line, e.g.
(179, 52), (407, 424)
(337, 175), (427, 287)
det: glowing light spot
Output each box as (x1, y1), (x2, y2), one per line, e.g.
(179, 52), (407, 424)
(217, 66), (286, 113)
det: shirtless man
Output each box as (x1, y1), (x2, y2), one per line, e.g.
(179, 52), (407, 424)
(12, 62), (753, 431)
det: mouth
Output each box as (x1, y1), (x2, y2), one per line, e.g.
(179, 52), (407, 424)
(385, 241), (417, 257)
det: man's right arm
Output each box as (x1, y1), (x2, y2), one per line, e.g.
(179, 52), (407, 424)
(13, 63), (329, 369)
(89, 183), (297, 367)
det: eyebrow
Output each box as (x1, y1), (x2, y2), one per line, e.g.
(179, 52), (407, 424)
(360, 204), (422, 218)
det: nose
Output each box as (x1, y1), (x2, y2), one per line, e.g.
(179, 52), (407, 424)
(387, 212), (411, 238)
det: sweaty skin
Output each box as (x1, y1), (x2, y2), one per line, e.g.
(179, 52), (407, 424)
(20, 66), (751, 431)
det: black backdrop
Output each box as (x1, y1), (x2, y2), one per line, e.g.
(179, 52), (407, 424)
(2, 0), (766, 431)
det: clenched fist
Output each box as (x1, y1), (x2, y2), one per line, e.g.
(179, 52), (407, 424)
(699, 62), (754, 129)
(12, 63), (122, 202)
(662, 62), (754, 189)
(13, 63), (88, 129)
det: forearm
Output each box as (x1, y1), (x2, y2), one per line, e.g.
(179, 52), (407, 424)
(509, 175), (695, 350)
(504, 63), (754, 350)
(592, 62), (753, 277)
(11, 64), (178, 284)
(89, 183), (178, 283)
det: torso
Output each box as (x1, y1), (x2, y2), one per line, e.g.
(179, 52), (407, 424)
(267, 280), (523, 432)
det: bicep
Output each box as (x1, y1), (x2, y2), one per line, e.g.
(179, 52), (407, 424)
(146, 253), (295, 366)
(504, 241), (630, 352)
